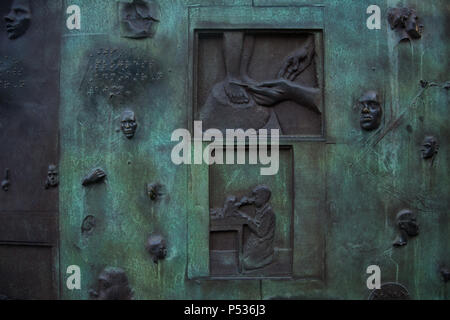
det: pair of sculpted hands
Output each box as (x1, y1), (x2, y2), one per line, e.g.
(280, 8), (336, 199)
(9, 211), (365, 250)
(232, 43), (315, 107)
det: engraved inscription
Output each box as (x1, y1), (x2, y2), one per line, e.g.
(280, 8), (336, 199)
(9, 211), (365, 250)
(0, 56), (25, 89)
(82, 48), (163, 98)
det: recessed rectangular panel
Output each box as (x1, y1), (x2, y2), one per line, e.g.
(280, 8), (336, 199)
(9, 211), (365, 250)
(0, 245), (55, 300)
(195, 30), (323, 137)
(208, 147), (293, 278)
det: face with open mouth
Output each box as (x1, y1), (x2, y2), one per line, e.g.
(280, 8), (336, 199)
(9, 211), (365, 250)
(120, 110), (137, 139)
(359, 91), (382, 131)
(4, 0), (31, 40)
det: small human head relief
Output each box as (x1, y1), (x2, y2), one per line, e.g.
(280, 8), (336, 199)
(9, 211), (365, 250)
(393, 209), (419, 247)
(45, 164), (58, 189)
(4, 0), (31, 40)
(359, 91), (382, 131)
(121, 110), (138, 139)
(146, 234), (167, 264)
(421, 136), (438, 160)
(90, 267), (133, 300)
(388, 7), (423, 42)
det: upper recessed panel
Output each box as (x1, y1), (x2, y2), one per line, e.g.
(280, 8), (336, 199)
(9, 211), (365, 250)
(195, 30), (323, 137)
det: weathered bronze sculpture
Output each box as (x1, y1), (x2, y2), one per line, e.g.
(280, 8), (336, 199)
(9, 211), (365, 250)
(199, 32), (321, 133)
(210, 185), (276, 273)
(147, 182), (163, 201)
(421, 136), (439, 160)
(90, 267), (133, 300)
(82, 168), (107, 186)
(44, 164), (58, 189)
(369, 282), (410, 300)
(146, 234), (167, 264)
(441, 267), (450, 283)
(388, 7), (423, 42)
(1, 168), (10, 192)
(393, 209), (419, 247)
(81, 215), (96, 235)
(359, 91), (382, 131)
(121, 110), (138, 139)
(4, 0), (31, 40)
(119, 0), (160, 39)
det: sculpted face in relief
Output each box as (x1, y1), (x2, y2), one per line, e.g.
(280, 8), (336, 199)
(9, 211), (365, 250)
(388, 7), (423, 42)
(146, 234), (167, 264)
(393, 209), (419, 247)
(44, 164), (58, 189)
(4, 0), (31, 40)
(90, 267), (133, 300)
(121, 110), (138, 139)
(359, 91), (382, 131)
(421, 136), (438, 160)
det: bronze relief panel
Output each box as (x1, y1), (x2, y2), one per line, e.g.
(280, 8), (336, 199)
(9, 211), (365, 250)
(195, 30), (323, 136)
(208, 148), (294, 278)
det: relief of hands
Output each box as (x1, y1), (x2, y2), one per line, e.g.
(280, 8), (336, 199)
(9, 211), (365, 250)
(82, 168), (107, 186)
(278, 39), (315, 81)
(245, 79), (293, 107)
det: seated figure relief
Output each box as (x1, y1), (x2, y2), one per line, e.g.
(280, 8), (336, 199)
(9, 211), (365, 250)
(210, 185), (277, 274)
(199, 32), (322, 134)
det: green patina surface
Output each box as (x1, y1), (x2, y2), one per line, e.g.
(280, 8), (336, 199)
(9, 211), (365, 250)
(59, 0), (449, 299)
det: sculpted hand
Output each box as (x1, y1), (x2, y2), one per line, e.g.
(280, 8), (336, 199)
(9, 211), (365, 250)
(82, 168), (107, 186)
(278, 39), (315, 81)
(246, 79), (293, 107)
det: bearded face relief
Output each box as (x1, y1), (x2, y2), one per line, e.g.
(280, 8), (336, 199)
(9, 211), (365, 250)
(44, 164), (58, 189)
(4, 0), (31, 40)
(359, 91), (382, 131)
(388, 7), (423, 42)
(121, 110), (138, 139)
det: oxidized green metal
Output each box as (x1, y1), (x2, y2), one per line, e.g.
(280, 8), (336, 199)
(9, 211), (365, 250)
(0, 0), (448, 300)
